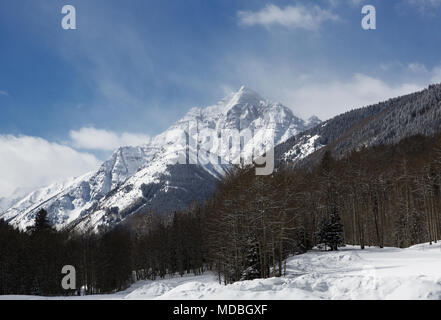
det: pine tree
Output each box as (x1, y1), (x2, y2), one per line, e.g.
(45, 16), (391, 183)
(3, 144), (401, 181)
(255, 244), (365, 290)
(240, 236), (261, 280)
(317, 208), (344, 251)
(27, 209), (54, 234)
(328, 208), (344, 250)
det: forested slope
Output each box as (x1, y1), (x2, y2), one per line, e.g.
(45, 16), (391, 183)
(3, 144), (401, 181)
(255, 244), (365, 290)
(275, 83), (441, 167)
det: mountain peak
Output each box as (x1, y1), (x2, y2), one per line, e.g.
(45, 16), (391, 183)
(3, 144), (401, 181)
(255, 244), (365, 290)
(237, 85), (255, 94)
(3, 85), (313, 232)
(235, 85), (263, 101)
(222, 86), (264, 114)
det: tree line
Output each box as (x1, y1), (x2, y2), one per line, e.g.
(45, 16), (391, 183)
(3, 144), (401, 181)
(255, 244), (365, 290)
(197, 133), (441, 284)
(0, 209), (133, 295)
(0, 205), (207, 295)
(1, 132), (441, 295)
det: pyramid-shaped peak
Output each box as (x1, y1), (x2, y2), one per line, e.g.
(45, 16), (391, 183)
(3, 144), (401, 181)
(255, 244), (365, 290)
(222, 86), (265, 113)
(236, 85), (263, 100)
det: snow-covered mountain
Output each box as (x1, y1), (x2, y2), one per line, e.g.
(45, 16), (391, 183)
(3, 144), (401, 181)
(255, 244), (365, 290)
(1, 86), (319, 232)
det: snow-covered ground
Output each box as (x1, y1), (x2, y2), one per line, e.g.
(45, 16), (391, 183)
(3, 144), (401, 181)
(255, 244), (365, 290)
(2, 242), (441, 300)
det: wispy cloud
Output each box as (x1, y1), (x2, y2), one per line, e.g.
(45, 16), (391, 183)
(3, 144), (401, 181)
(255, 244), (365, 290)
(28, 2), (174, 134)
(222, 54), (441, 120)
(329, 0), (369, 7)
(407, 0), (441, 7)
(412, 63), (441, 83)
(402, 62), (441, 83)
(408, 62), (428, 73)
(238, 4), (339, 30)
(0, 90), (9, 96)
(285, 74), (423, 120)
(405, 0), (441, 14)
(69, 127), (151, 151)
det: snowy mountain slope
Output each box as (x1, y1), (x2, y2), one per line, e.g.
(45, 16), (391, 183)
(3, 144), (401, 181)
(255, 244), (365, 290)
(1, 86), (317, 232)
(68, 144), (228, 232)
(275, 83), (441, 167)
(4, 242), (441, 300)
(0, 188), (32, 213)
(1, 146), (156, 230)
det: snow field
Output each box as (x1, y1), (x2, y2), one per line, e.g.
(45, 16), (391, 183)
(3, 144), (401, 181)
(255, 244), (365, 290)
(2, 242), (441, 300)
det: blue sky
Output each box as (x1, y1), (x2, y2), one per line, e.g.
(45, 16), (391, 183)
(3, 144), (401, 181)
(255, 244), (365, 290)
(1, 0), (441, 197)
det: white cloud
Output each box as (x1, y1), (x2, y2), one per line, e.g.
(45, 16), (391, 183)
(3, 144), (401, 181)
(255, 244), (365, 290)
(430, 66), (441, 83)
(284, 74), (423, 120)
(222, 52), (441, 121)
(0, 90), (9, 96)
(0, 135), (100, 198)
(238, 4), (339, 30)
(408, 62), (428, 73)
(402, 62), (441, 83)
(70, 127), (150, 151)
